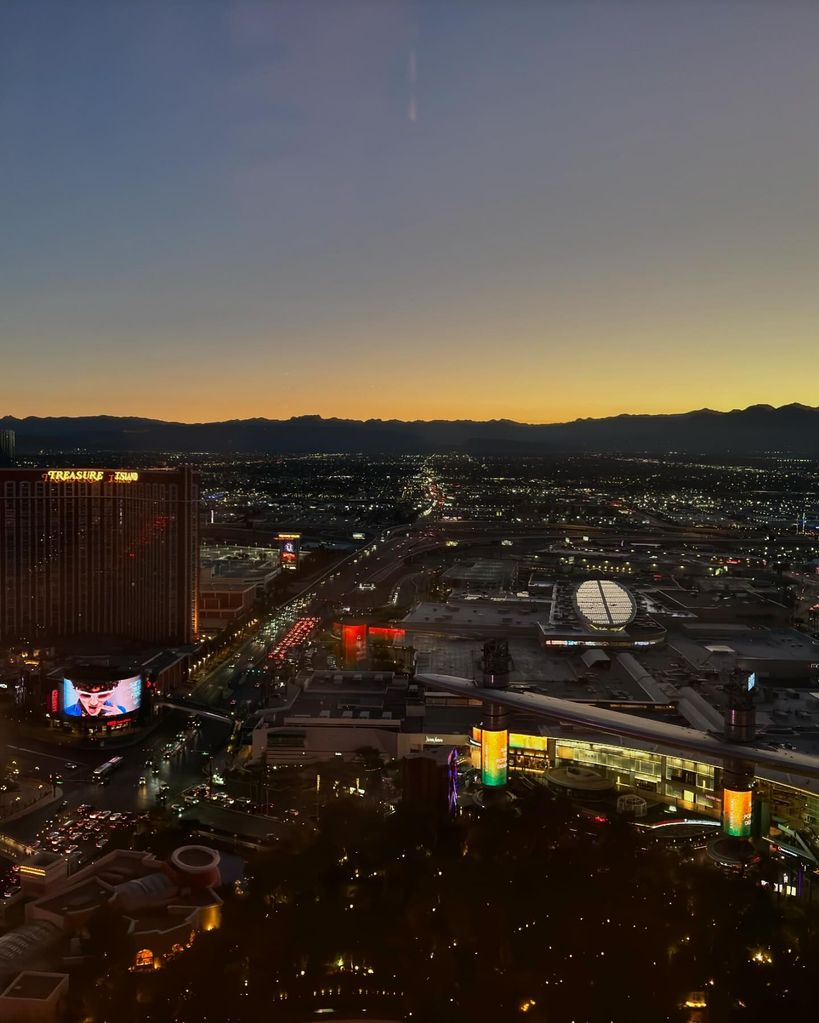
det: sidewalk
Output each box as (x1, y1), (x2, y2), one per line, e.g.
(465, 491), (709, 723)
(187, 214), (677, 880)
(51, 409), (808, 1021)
(0, 782), (63, 828)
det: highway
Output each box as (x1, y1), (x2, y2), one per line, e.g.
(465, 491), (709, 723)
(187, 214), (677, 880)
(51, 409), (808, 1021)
(0, 711), (233, 844)
(191, 530), (428, 702)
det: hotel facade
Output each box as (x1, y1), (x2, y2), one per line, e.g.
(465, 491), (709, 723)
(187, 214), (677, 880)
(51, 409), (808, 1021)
(0, 467), (199, 646)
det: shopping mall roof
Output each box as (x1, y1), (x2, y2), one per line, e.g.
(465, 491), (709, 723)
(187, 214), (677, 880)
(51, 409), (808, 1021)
(401, 600), (548, 635)
(0, 972), (66, 1001)
(573, 579), (637, 631)
(0, 923), (62, 975)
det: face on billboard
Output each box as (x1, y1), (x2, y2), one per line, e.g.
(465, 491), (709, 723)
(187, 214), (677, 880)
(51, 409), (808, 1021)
(63, 676), (141, 719)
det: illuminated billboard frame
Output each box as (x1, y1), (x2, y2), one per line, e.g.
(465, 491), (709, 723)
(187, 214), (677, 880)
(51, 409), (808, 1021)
(41, 469), (140, 484)
(62, 675), (142, 720)
(278, 533), (301, 571)
(342, 624), (368, 667)
(481, 729), (508, 788)
(723, 788), (753, 838)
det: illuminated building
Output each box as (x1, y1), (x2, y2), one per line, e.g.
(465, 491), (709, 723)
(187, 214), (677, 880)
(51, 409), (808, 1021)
(2, 845), (226, 983)
(401, 584), (665, 650)
(342, 623), (368, 667)
(573, 578), (637, 631)
(0, 467), (199, 646)
(683, 991), (708, 1023)
(337, 622), (409, 670)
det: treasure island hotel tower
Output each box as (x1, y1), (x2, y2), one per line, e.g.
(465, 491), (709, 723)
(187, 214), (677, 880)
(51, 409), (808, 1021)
(0, 467), (199, 646)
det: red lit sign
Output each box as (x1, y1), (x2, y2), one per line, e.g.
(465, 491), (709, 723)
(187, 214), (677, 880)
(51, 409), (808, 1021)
(342, 624), (368, 666)
(41, 469), (140, 484)
(368, 627), (406, 645)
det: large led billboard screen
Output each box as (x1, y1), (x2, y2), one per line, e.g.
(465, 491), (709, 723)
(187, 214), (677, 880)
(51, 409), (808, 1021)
(278, 533), (300, 571)
(63, 675), (142, 719)
(481, 728), (508, 788)
(723, 788), (753, 838)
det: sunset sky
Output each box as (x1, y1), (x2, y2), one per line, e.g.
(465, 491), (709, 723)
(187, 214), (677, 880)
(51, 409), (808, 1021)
(2, 1), (819, 424)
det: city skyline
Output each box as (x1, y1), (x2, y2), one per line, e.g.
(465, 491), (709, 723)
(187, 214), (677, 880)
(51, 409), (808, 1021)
(4, 2), (819, 421)
(3, 6), (819, 1019)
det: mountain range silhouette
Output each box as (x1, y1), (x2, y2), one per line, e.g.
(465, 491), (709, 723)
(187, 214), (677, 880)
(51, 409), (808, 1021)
(2, 404), (817, 456)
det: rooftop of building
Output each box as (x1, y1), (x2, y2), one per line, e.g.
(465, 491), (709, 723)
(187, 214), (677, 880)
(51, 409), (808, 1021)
(42, 644), (191, 676)
(22, 852), (62, 870)
(402, 600), (548, 633)
(0, 922), (62, 971)
(199, 578), (258, 594)
(266, 671), (415, 726)
(414, 633), (667, 704)
(91, 850), (164, 886)
(128, 910), (195, 936)
(33, 877), (112, 918)
(173, 846), (217, 869)
(441, 559), (514, 585)
(200, 557), (279, 583)
(0, 971), (66, 1001)
(655, 586), (788, 612)
(677, 626), (819, 661)
(402, 584), (665, 644)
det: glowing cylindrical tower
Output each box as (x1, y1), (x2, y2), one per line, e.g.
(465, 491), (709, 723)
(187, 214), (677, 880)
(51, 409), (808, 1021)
(481, 703), (509, 788)
(721, 759), (754, 838)
(479, 640), (512, 789)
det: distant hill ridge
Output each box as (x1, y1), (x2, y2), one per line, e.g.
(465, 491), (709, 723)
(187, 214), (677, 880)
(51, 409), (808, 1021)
(2, 403), (818, 455)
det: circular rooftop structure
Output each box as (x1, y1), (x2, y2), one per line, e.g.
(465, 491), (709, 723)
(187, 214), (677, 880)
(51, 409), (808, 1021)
(170, 845), (221, 888)
(545, 765), (614, 795)
(573, 579), (637, 632)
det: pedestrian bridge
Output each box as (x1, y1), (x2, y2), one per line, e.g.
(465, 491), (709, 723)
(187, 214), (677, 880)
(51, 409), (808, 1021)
(416, 672), (819, 786)
(154, 700), (235, 726)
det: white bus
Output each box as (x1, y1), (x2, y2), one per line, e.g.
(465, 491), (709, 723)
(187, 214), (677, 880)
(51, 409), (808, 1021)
(91, 756), (124, 784)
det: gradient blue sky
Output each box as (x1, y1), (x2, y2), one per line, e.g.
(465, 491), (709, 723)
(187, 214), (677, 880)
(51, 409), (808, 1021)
(2, 1), (819, 423)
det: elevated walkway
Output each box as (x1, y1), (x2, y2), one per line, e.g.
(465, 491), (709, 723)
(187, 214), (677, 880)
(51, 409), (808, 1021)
(416, 672), (819, 785)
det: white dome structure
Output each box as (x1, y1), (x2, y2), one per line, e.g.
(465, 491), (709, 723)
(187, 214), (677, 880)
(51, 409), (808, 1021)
(573, 579), (637, 632)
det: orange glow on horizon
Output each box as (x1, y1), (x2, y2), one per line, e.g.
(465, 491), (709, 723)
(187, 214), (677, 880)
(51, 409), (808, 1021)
(3, 391), (814, 426)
